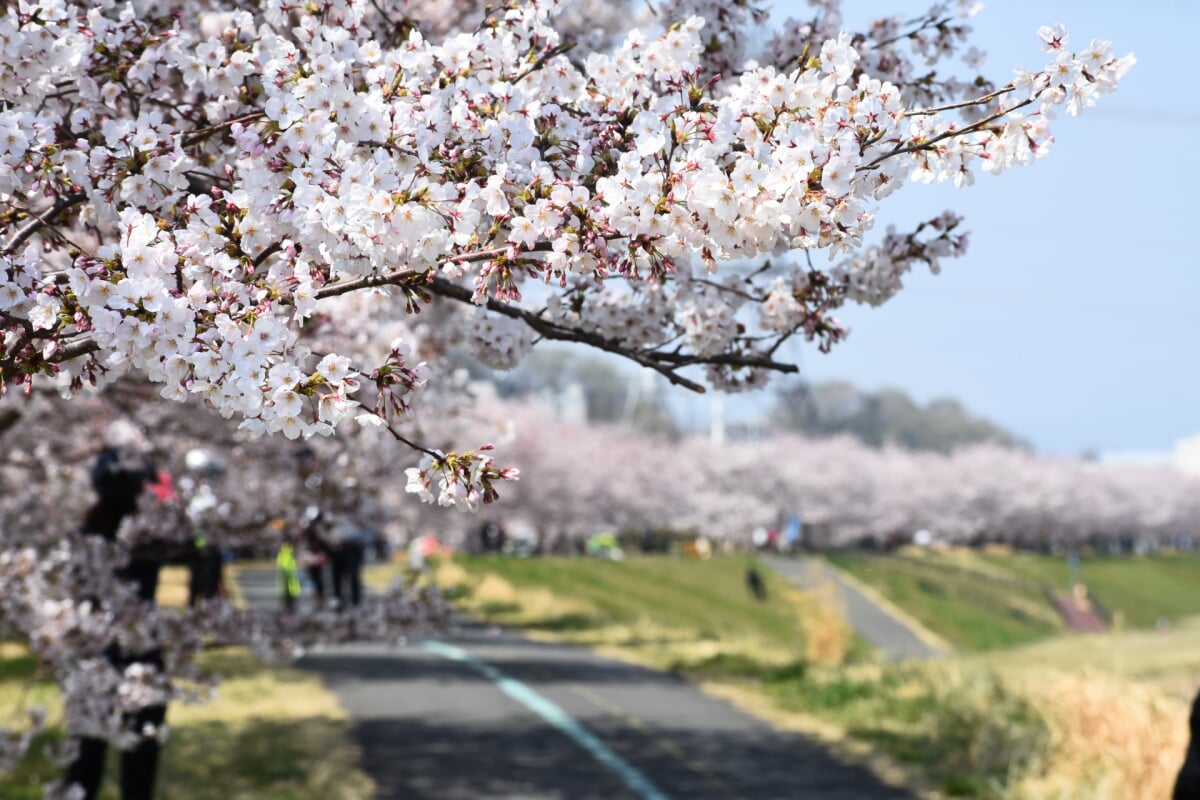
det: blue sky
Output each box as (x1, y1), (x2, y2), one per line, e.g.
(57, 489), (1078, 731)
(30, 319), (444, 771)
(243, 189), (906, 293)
(707, 0), (1197, 455)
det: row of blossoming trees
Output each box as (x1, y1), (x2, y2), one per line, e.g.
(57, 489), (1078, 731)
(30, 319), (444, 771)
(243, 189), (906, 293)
(475, 403), (1200, 551)
(0, 0), (1133, 793)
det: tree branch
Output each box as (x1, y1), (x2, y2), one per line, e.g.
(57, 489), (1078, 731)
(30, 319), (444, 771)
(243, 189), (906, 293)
(2, 192), (86, 258)
(425, 276), (799, 392)
(906, 83), (1019, 117)
(181, 112), (267, 147)
(862, 93), (1038, 171)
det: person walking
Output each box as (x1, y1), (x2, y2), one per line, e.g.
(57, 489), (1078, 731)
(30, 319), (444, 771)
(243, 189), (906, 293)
(182, 450), (227, 606)
(300, 513), (331, 609)
(67, 434), (167, 800)
(745, 563), (768, 602)
(329, 513), (366, 607)
(277, 537), (302, 612)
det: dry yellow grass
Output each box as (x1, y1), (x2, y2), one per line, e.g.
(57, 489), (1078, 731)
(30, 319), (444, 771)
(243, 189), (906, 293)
(977, 617), (1200, 689)
(0, 646), (373, 800)
(154, 566), (190, 607)
(433, 559), (470, 589)
(931, 623), (1199, 799)
(1012, 671), (1188, 800)
(469, 571), (599, 623)
(792, 583), (851, 667)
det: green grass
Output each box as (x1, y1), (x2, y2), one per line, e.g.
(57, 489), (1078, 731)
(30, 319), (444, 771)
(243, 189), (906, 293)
(423, 554), (883, 678)
(460, 554), (803, 643)
(984, 551), (1200, 629)
(760, 664), (1048, 798)
(428, 553), (1198, 799)
(825, 551), (1061, 651)
(826, 550), (1200, 651)
(0, 646), (372, 800)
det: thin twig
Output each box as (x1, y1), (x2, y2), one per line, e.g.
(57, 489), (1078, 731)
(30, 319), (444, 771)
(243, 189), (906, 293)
(384, 423), (444, 460)
(312, 242), (550, 300)
(181, 112), (267, 147)
(689, 276), (765, 303)
(512, 43), (575, 85)
(873, 15), (953, 50)
(861, 94), (1038, 171)
(906, 83), (1018, 117)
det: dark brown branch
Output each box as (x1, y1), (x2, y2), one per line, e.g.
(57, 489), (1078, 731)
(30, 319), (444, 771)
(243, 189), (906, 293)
(643, 347), (800, 374)
(53, 338), (100, 363)
(2, 192), (86, 257)
(181, 112), (266, 147)
(873, 15), (954, 49)
(384, 423), (444, 461)
(312, 243), (551, 301)
(425, 276), (799, 392)
(689, 276), (765, 303)
(425, 275), (708, 392)
(314, 268), (422, 300)
(252, 241), (284, 269)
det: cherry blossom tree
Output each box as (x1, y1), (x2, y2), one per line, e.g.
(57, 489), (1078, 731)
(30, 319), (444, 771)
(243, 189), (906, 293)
(0, 0), (1135, 794)
(482, 403), (1200, 551)
(0, 0), (1132, 502)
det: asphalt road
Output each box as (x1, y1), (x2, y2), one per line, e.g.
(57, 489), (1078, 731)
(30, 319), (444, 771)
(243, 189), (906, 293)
(237, 569), (913, 799)
(767, 557), (944, 661)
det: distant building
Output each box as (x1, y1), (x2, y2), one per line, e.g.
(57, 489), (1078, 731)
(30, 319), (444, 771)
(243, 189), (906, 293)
(557, 382), (587, 425)
(1174, 435), (1200, 477)
(1097, 450), (1173, 468)
(1095, 436), (1200, 478)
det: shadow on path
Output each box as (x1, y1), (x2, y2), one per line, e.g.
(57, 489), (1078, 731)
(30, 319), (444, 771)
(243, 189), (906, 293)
(238, 568), (914, 799)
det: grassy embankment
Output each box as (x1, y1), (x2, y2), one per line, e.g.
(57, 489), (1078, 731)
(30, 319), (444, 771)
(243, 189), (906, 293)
(828, 548), (1200, 650)
(0, 567), (372, 800)
(825, 549), (1062, 651)
(418, 555), (866, 671)
(426, 553), (1199, 800)
(823, 548), (1200, 797)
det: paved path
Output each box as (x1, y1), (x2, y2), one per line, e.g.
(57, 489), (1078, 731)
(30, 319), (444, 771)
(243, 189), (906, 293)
(237, 569), (913, 799)
(1049, 591), (1108, 633)
(767, 557), (945, 661)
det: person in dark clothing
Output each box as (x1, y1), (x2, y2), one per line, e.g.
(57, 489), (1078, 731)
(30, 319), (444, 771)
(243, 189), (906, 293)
(67, 647), (168, 800)
(300, 520), (331, 609)
(67, 444), (167, 800)
(1175, 690), (1200, 798)
(181, 450), (227, 607)
(187, 539), (225, 606)
(329, 515), (366, 607)
(745, 563), (768, 602)
(291, 449), (368, 607)
(86, 446), (162, 599)
(479, 521), (507, 554)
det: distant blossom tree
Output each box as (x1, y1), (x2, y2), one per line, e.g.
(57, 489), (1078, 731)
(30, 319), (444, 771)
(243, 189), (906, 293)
(0, 0), (1132, 795)
(481, 404), (1200, 550)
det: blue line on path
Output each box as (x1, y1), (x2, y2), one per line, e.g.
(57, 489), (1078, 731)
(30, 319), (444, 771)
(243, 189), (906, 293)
(420, 639), (671, 800)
